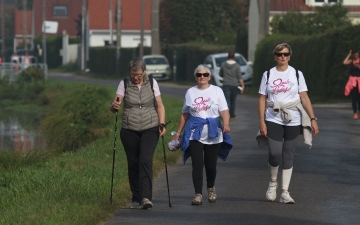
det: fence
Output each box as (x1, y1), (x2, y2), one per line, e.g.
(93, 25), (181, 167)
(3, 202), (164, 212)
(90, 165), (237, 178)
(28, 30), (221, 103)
(0, 62), (48, 82)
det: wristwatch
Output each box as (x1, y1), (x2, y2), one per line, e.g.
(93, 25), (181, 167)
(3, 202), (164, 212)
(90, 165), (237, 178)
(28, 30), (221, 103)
(310, 117), (317, 121)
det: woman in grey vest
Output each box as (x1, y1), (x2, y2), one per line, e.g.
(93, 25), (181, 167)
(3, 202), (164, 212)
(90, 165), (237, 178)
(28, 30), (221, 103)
(110, 57), (166, 209)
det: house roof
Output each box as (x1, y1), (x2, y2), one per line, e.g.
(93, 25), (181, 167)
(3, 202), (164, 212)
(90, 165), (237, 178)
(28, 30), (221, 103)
(270, 0), (360, 12)
(88, 0), (152, 31)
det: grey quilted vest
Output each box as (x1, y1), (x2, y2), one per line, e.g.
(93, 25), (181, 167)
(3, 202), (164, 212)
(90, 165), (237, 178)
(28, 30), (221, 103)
(122, 75), (159, 131)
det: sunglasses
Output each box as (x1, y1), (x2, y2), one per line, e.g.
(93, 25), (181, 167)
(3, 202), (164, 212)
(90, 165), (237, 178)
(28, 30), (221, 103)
(195, 73), (210, 77)
(274, 52), (291, 57)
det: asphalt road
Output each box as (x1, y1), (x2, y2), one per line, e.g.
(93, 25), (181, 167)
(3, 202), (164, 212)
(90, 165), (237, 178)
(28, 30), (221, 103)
(49, 73), (360, 225)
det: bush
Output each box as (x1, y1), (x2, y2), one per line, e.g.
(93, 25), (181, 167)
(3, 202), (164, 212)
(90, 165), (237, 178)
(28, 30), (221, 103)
(40, 85), (113, 152)
(252, 25), (360, 101)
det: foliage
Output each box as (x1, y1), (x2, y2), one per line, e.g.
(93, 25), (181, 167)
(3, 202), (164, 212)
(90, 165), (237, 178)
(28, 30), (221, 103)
(270, 3), (351, 36)
(252, 25), (360, 101)
(0, 91), (183, 224)
(40, 85), (113, 152)
(235, 21), (249, 59)
(18, 67), (45, 82)
(160, 0), (248, 44)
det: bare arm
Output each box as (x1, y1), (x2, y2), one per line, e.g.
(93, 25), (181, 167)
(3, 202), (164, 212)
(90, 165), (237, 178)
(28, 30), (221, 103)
(110, 94), (124, 112)
(258, 94), (267, 137)
(343, 50), (352, 65)
(155, 95), (166, 136)
(220, 109), (230, 133)
(299, 92), (319, 136)
(172, 112), (189, 140)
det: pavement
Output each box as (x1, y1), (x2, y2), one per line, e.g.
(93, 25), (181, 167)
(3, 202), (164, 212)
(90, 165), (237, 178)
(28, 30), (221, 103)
(49, 73), (360, 225)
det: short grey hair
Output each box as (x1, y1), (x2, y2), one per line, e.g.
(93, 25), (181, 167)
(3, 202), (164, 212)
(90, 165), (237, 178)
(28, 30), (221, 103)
(273, 43), (292, 56)
(193, 64), (211, 76)
(128, 57), (146, 72)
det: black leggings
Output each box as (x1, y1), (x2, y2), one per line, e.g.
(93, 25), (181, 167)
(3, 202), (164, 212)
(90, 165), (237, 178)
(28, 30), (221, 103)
(266, 121), (301, 170)
(350, 86), (360, 113)
(188, 140), (221, 195)
(120, 127), (159, 202)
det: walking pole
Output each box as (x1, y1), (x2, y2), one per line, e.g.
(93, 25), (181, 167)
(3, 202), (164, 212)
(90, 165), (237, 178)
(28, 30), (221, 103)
(160, 121), (172, 208)
(110, 97), (120, 204)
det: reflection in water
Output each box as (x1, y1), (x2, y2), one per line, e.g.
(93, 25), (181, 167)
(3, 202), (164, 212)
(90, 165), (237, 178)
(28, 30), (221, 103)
(0, 118), (46, 152)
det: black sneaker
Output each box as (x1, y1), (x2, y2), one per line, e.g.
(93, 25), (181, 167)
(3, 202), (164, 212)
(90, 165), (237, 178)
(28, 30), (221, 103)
(139, 198), (153, 209)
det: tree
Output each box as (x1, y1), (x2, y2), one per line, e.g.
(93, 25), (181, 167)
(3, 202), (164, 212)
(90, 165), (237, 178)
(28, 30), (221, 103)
(270, 3), (351, 36)
(160, 0), (248, 44)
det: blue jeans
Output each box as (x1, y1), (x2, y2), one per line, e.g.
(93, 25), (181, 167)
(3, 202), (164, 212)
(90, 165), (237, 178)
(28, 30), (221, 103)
(223, 85), (238, 118)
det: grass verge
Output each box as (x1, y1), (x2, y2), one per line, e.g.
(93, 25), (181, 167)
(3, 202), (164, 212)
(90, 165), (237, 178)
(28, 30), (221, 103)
(0, 81), (183, 225)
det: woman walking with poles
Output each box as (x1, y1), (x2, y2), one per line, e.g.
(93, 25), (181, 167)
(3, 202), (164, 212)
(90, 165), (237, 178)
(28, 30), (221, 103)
(257, 43), (319, 204)
(172, 64), (232, 205)
(110, 57), (166, 209)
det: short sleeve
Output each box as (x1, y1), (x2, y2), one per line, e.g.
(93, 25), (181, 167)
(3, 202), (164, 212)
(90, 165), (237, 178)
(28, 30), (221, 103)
(217, 87), (229, 111)
(116, 80), (125, 96)
(297, 71), (308, 93)
(258, 71), (268, 95)
(152, 79), (161, 96)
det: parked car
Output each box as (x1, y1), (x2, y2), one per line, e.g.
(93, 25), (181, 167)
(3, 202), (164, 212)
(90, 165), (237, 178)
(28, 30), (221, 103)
(142, 55), (172, 81)
(204, 53), (253, 87)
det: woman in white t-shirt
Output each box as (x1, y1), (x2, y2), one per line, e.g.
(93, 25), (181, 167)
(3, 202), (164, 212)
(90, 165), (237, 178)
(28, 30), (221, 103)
(172, 64), (232, 206)
(258, 43), (319, 204)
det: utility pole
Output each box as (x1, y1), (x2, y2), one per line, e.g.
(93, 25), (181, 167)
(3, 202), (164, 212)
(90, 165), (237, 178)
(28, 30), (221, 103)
(151, 0), (160, 54)
(81, 0), (86, 70)
(1, 0), (5, 59)
(22, 0), (27, 50)
(116, 0), (121, 76)
(258, 0), (270, 41)
(109, 0), (113, 45)
(139, 0), (145, 58)
(42, 0), (46, 64)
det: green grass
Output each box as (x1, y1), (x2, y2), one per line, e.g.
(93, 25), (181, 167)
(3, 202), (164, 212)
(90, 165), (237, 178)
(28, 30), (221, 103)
(0, 81), (184, 225)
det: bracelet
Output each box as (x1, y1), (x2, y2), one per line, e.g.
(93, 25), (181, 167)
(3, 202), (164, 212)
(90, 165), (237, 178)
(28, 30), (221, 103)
(158, 123), (166, 129)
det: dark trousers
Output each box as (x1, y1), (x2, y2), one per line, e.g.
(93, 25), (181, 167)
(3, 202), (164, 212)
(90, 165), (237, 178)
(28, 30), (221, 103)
(350, 86), (360, 113)
(266, 121), (301, 169)
(188, 140), (221, 195)
(223, 85), (238, 118)
(120, 126), (159, 202)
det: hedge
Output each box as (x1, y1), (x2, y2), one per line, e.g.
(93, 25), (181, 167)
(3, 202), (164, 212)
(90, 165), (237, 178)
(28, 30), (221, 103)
(253, 25), (360, 101)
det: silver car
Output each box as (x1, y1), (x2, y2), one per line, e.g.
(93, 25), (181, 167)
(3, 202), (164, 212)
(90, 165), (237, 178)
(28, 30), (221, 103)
(143, 55), (172, 81)
(204, 53), (253, 87)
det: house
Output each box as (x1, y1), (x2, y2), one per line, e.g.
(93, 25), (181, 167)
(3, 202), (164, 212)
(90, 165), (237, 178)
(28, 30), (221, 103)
(248, 0), (360, 63)
(87, 0), (152, 48)
(14, 0), (82, 51)
(14, 0), (153, 50)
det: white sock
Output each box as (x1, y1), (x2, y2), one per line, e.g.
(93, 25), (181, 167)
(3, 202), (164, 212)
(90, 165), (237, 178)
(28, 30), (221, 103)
(282, 167), (293, 191)
(268, 164), (279, 182)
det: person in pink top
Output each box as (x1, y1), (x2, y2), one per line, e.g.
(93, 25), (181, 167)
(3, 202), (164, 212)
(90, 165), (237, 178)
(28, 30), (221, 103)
(343, 49), (360, 119)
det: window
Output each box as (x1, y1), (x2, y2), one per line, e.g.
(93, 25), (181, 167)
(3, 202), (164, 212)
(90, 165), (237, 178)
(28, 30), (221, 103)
(313, 0), (338, 4)
(53, 5), (68, 17)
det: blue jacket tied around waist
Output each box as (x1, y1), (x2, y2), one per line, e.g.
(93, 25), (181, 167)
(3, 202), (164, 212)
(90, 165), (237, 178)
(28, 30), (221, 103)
(180, 115), (233, 164)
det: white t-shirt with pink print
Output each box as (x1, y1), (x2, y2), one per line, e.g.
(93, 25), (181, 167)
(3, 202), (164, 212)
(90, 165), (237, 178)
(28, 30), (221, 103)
(258, 66), (308, 126)
(182, 85), (228, 144)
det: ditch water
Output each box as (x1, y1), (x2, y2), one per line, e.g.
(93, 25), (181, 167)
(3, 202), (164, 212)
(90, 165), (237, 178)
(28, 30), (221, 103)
(0, 111), (46, 152)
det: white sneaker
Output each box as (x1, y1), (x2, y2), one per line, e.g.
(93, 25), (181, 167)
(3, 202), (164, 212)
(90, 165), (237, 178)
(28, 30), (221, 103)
(280, 191), (295, 204)
(266, 181), (277, 201)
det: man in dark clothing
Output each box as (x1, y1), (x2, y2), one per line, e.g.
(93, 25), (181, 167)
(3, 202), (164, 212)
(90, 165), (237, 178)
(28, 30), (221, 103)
(219, 51), (245, 118)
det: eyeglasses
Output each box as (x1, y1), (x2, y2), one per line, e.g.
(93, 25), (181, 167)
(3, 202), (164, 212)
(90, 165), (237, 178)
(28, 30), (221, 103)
(274, 52), (290, 57)
(130, 73), (143, 77)
(195, 73), (210, 77)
